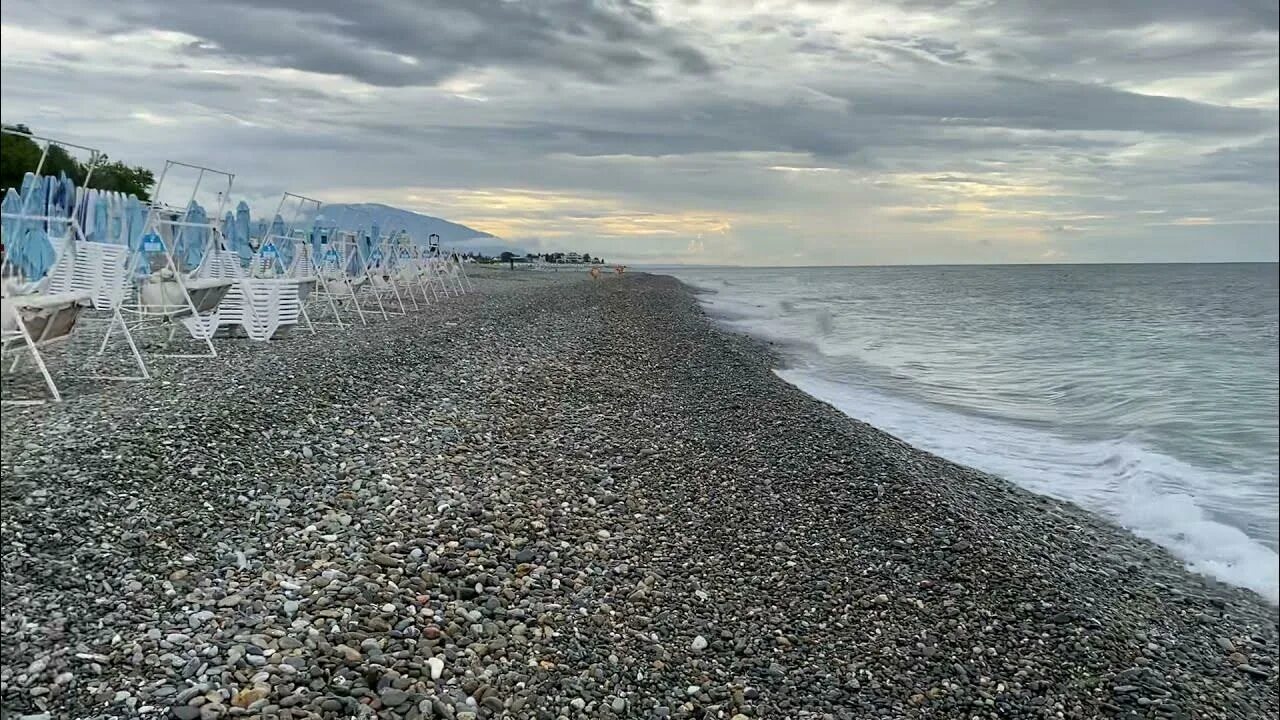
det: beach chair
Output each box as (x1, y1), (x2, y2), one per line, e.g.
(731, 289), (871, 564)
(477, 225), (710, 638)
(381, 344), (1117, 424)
(364, 233), (408, 316)
(454, 252), (474, 291)
(388, 232), (432, 310)
(186, 240), (311, 342)
(44, 238), (149, 381)
(1, 289), (88, 404)
(0, 130), (147, 402)
(307, 230), (371, 328)
(121, 161), (237, 358)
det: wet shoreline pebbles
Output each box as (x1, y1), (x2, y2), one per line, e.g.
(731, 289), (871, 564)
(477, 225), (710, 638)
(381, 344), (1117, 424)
(2, 269), (1276, 719)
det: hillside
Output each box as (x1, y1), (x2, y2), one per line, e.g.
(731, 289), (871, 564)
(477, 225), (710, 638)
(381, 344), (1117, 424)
(314, 202), (523, 256)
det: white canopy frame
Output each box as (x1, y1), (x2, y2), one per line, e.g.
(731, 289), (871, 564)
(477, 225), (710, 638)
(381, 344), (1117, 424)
(1, 130), (149, 403)
(255, 192), (322, 334)
(120, 160), (236, 359)
(308, 228), (371, 328)
(387, 231), (430, 311)
(364, 228), (408, 316)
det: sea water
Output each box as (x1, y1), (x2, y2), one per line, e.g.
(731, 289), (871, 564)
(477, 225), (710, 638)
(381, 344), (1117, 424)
(658, 263), (1279, 603)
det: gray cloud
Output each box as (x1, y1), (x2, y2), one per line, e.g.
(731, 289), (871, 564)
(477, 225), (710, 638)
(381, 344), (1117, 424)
(0, 0), (1275, 264)
(97, 0), (714, 87)
(890, 0), (1278, 32)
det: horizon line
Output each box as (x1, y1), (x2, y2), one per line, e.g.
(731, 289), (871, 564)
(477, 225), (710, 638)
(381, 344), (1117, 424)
(627, 260), (1280, 269)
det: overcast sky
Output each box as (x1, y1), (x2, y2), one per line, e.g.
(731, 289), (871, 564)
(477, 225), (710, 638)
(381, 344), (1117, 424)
(2, 0), (1276, 264)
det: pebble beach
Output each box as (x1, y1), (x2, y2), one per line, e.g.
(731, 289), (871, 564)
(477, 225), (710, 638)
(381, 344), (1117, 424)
(2, 269), (1277, 720)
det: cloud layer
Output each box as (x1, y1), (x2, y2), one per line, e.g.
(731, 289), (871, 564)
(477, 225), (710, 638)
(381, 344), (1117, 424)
(2, 0), (1276, 264)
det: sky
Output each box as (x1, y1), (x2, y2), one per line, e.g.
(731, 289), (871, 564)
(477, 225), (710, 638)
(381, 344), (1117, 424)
(1, 0), (1277, 265)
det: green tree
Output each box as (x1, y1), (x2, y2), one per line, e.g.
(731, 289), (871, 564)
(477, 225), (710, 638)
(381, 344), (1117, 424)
(1, 126), (80, 191)
(1, 125), (155, 200)
(581, 253), (592, 264)
(91, 159), (155, 200)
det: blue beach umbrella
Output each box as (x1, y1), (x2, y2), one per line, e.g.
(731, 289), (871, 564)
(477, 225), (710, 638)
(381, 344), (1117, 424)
(92, 194), (109, 242)
(177, 201), (209, 271)
(264, 214), (287, 269)
(269, 214), (286, 241)
(108, 194), (124, 244)
(1, 190), (30, 278)
(232, 202), (253, 263)
(223, 210), (235, 247)
(123, 196), (149, 253)
(5, 187), (56, 282)
(369, 223), (383, 266)
(60, 173), (76, 218)
(18, 173), (44, 226)
(42, 175), (55, 224)
(2, 189), (21, 243)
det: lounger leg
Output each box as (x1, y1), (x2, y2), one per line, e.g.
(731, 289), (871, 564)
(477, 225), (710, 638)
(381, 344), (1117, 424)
(117, 309), (151, 380)
(349, 285), (367, 325)
(30, 342), (61, 402)
(4, 319), (61, 403)
(300, 303), (316, 334)
(98, 314), (117, 354)
(328, 292), (346, 329)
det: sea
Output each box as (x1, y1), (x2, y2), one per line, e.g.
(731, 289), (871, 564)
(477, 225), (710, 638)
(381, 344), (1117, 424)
(653, 263), (1280, 603)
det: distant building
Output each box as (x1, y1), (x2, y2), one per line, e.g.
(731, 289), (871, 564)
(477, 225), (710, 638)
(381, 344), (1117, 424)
(566, 252), (581, 264)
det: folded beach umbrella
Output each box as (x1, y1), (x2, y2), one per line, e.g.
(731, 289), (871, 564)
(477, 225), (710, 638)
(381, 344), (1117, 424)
(19, 173), (43, 221)
(369, 222), (383, 265)
(61, 173), (76, 218)
(55, 176), (66, 217)
(123, 195), (148, 254)
(269, 214), (286, 242)
(2, 189), (27, 276)
(76, 185), (90, 231)
(80, 188), (93, 239)
(92, 193), (110, 242)
(8, 197), (56, 282)
(42, 175), (55, 224)
(38, 176), (55, 238)
(263, 214), (288, 269)
(177, 201), (208, 271)
(234, 201), (253, 263)
(108, 193), (124, 244)
(2, 188), (21, 242)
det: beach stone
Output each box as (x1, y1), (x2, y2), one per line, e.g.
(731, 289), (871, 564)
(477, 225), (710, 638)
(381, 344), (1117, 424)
(381, 688), (410, 707)
(0, 271), (1276, 720)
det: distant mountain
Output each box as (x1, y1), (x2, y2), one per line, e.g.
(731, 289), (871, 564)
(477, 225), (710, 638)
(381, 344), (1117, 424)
(313, 202), (523, 256)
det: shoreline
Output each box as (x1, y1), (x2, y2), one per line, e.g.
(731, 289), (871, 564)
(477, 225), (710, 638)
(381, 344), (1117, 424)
(2, 269), (1277, 719)
(668, 267), (1280, 606)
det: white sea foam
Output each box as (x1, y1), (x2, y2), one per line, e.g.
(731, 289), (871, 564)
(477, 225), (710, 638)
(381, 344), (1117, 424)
(778, 369), (1280, 604)
(679, 266), (1280, 604)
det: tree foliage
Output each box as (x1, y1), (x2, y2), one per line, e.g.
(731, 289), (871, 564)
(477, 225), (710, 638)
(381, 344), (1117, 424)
(91, 160), (156, 200)
(1, 124), (155, 200)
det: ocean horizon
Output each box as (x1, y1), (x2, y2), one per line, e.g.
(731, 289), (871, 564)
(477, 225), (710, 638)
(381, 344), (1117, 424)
(658, 262), (1280, 603)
